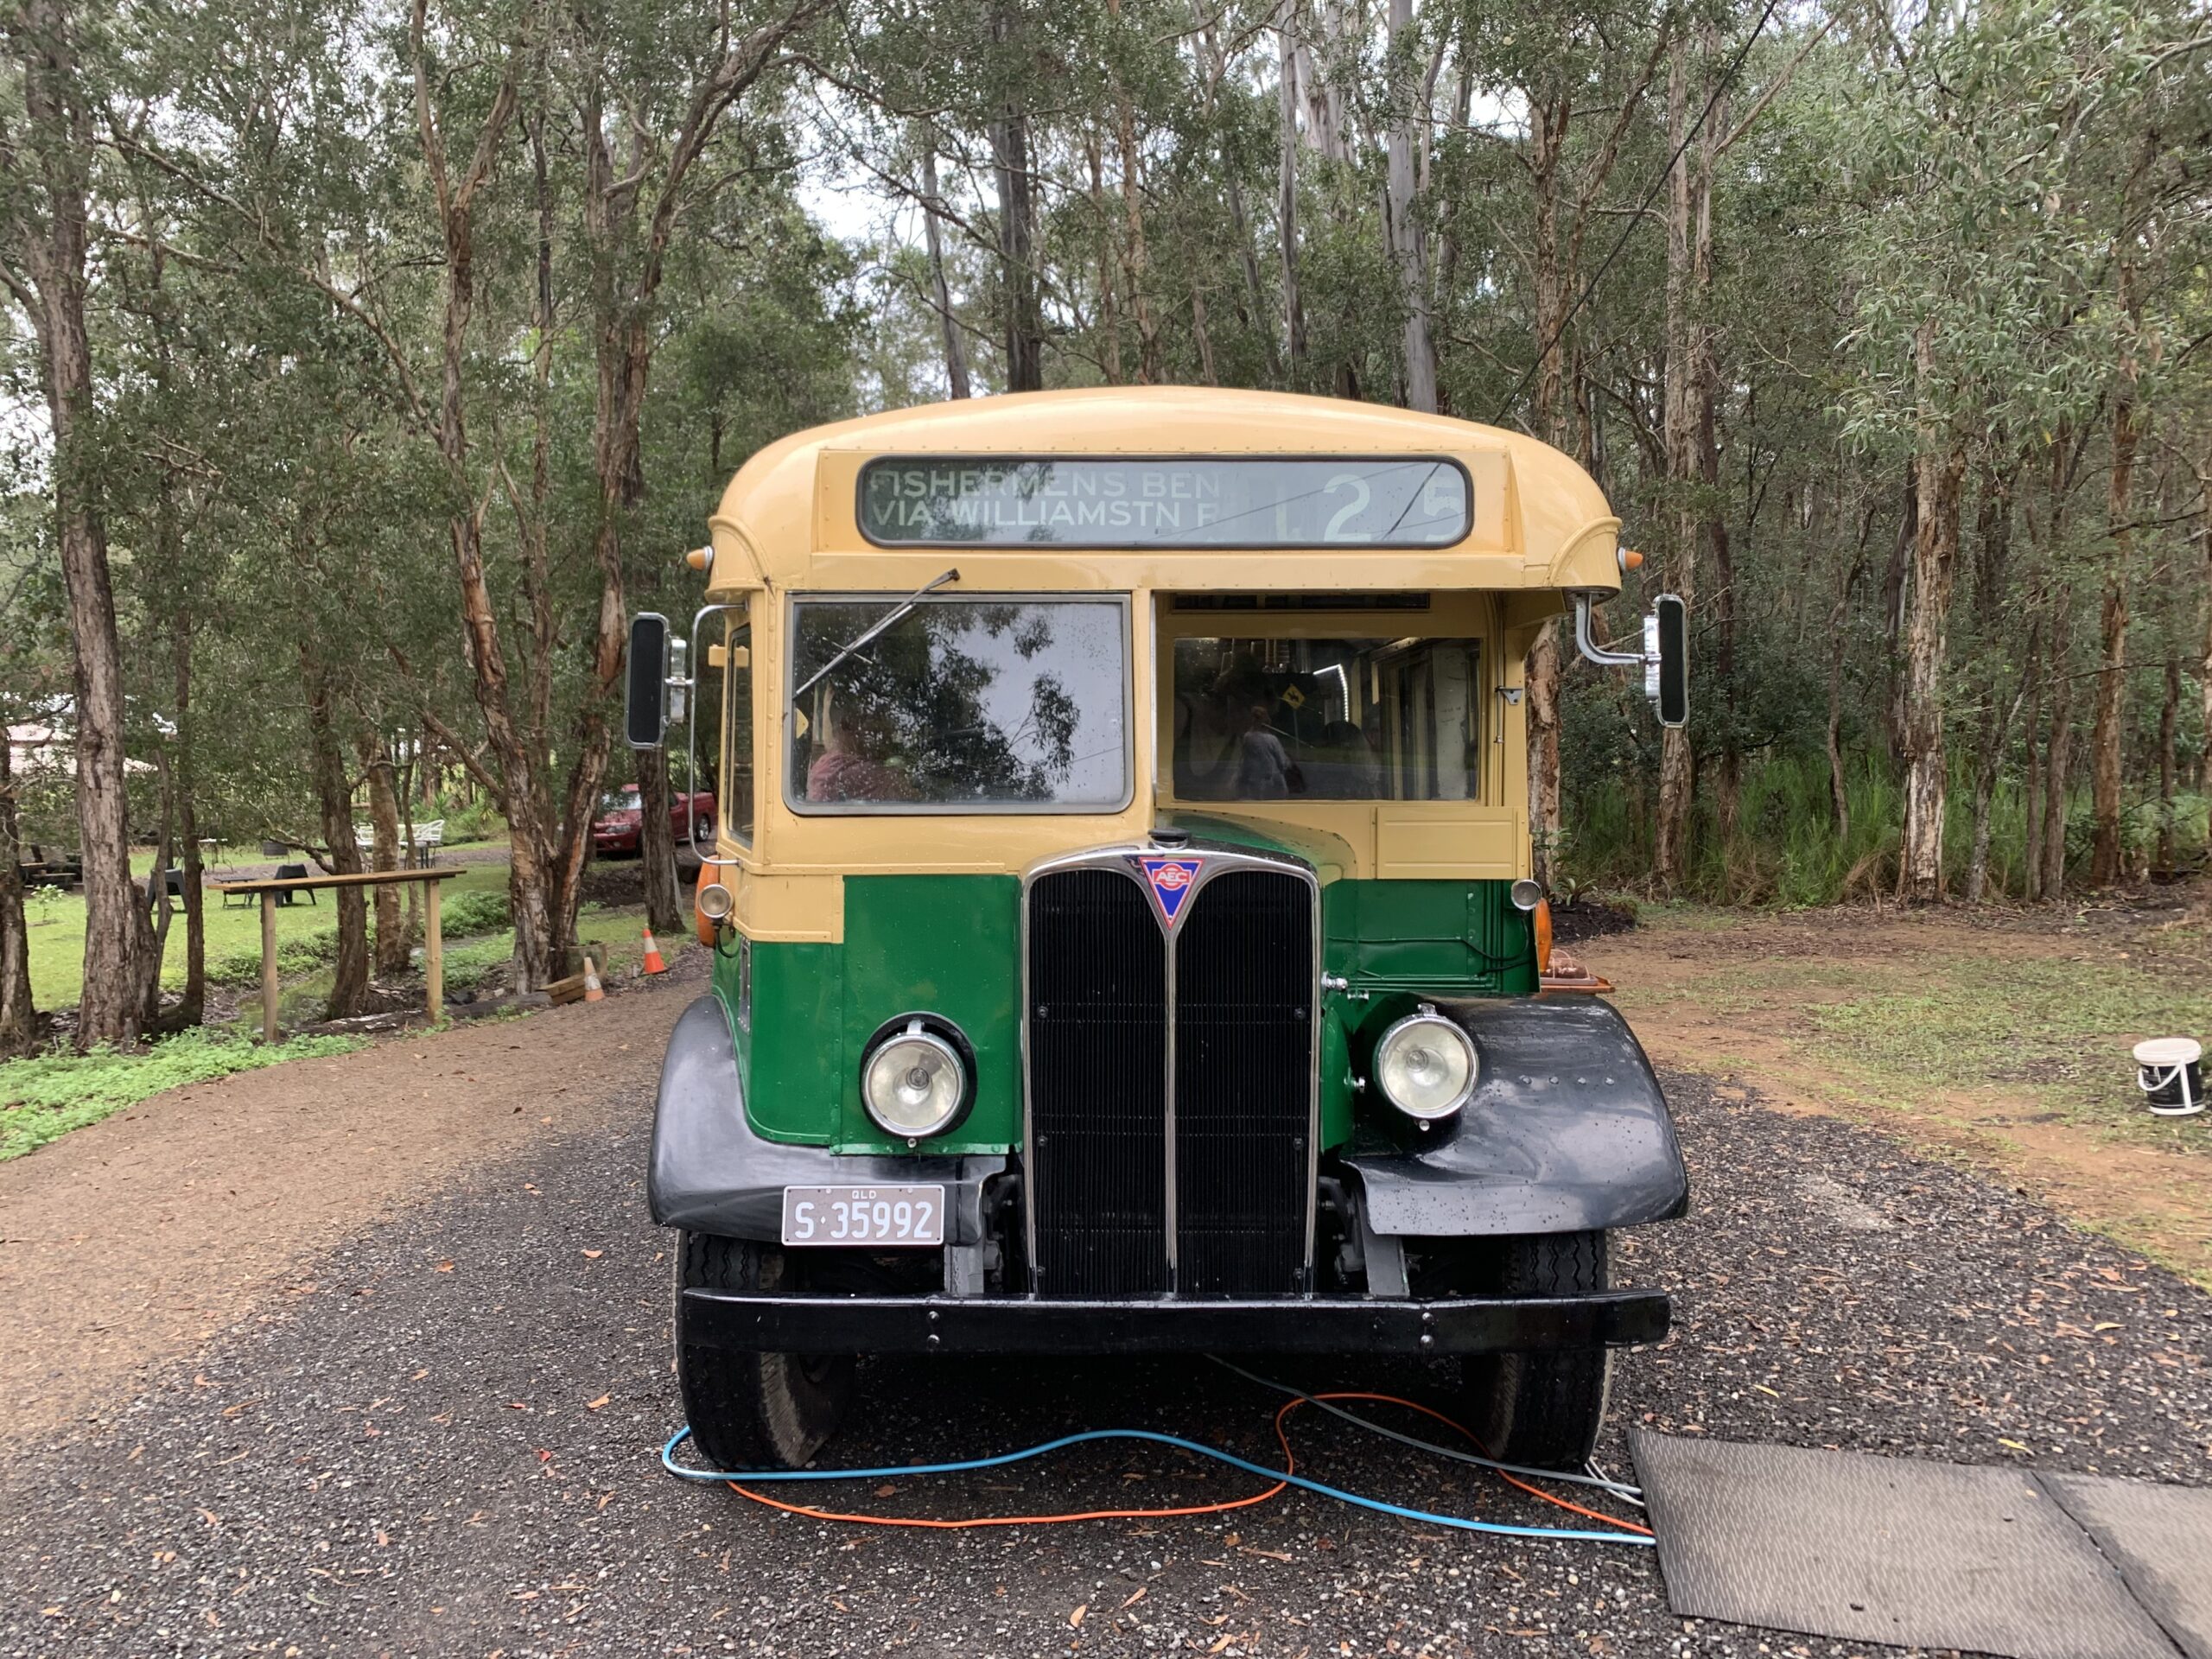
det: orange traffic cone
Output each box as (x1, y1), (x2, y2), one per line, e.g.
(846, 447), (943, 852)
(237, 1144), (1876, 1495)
(640, 926), (668, 976)
(582, 954), (605, 1002)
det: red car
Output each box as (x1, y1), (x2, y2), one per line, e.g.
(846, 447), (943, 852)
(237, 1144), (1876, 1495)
(592, 783), (715, 857)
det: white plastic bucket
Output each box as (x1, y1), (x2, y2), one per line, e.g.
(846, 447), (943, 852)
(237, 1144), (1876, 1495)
(2133, 1038), (2205, 1117)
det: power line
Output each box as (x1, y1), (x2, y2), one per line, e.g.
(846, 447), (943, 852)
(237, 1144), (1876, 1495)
(1489, 0), (1783, 429)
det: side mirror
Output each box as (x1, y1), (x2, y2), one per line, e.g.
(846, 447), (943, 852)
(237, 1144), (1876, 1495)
(1646, 594), (1688, 728)
(626, 613), (670, 749)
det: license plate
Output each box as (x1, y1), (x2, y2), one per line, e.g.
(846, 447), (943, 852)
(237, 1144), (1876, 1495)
(781, 1185), (945, 1247)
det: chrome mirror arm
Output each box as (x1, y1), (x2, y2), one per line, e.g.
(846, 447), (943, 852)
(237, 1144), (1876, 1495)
(1569, 591), (1647, 669)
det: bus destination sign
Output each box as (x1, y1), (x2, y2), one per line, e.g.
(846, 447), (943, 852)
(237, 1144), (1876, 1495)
(857, 457), (1470, 550)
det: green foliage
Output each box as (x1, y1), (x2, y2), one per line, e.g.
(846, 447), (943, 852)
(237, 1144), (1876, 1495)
(0, 1031), (367, 1161)
(439, 887), (512, 938)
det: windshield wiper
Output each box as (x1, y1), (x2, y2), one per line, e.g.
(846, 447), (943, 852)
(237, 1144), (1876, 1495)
(791, 569), (959, 702)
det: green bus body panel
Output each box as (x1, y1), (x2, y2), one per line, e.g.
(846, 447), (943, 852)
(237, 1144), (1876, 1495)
(715, 858), (1533, 1156)
(727, 876), (1021, 1154)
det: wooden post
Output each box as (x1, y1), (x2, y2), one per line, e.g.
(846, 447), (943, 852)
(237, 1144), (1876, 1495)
(423, 876), (443, 1025)
(259, 890), (279, 1044)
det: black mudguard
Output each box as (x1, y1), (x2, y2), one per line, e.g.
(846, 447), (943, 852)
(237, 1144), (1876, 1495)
(647, 996), (1006, 1244)
(1343, 996), (1688, 1238)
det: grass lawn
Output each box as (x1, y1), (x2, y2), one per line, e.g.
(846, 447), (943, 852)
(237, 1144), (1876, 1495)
(22, 860), (514, 1011)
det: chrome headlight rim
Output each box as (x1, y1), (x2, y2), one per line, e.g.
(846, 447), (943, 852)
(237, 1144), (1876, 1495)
(1370, 1004), (1478, 1122)
(858, 1012), (976, 1141)
(696, 880), (735, 922)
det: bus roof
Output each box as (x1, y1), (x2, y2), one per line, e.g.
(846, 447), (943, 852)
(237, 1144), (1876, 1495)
(703, 387), (1623, 598)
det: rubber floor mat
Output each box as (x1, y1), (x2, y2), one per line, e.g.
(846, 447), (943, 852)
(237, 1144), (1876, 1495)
(1629, 1430), (2178, 1659)
(2043, 1472), (2212, 1659)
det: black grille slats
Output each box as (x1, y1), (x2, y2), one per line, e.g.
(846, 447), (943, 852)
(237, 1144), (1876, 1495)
(1173, 871), (1313, 1294)
(1026, 857), (1316, 1300)
(1027, 869), (1169, 1296)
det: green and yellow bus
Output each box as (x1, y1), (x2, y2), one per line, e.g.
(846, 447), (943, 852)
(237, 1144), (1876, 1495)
(627, 386), (1688, 1473)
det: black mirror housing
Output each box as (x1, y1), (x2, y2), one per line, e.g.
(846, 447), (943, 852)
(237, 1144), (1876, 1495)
(626, 612), (671, 749)
(1649, 594), (1688, 728)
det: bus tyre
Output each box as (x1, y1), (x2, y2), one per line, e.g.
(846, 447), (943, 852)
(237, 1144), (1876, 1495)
(677, 1232), (854, 1471)
(1461, 1230), (1612, 1472)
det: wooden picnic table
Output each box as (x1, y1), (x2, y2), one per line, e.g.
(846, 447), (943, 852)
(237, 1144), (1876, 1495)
(208, 868), (465, 1042)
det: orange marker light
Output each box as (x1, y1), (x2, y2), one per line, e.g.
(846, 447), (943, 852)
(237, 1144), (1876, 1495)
(1618, 547), (1644, 574)
(686, 546), (713, 573)
(1534, 897), (1554, 976)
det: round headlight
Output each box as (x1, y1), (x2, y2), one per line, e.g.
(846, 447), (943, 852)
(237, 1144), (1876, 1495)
(1372, 1007), (1477, 1121)
(696, 880), (734, 922)
(861, 1020), (968, 1139)
(1509, 878), (1543, 912)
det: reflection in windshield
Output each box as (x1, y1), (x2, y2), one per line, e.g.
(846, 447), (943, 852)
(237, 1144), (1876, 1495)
(789, 600), (1127, 810)
(1172, 637), (1483, 802)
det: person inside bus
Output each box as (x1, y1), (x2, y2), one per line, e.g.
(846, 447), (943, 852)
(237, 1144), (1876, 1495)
(805, 690), (909, 803)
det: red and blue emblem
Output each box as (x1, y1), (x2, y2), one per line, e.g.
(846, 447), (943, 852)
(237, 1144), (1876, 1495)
(1138, 856), (1203, 925)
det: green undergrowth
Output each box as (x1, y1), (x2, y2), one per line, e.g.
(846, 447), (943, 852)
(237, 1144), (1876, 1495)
(1566, 747), (2209, 907)
(0, 1030), (366, 1161)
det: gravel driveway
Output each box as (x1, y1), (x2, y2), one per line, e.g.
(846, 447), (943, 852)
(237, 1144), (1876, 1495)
(3, 1067), (2207, 1658)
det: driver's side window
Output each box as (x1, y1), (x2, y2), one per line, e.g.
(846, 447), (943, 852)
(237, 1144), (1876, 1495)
(723, 624), (754, 844)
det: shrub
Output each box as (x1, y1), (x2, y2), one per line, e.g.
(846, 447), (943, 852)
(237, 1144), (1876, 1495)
(440, 887), (512, 938)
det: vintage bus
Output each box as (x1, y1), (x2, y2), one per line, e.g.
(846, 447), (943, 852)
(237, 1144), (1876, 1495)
(626, 386), (1688, 1474)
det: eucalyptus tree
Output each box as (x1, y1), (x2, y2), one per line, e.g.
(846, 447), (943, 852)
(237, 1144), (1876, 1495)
(2, 0), (155, 1045)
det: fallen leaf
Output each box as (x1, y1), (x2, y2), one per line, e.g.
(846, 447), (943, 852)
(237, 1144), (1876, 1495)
(435, 1262), (454, 1274)
(1999, 1439), (2031, 1452)
(586, 1395), (611, 1411)
(1070, 1605), (1087, 1628)
(582, 1250), (604, 1261)
(1119, 1587), (1147, 1610)
(874, 1484), (899, 1498)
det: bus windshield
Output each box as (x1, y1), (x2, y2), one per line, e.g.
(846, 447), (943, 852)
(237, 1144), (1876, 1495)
(1171, 635), (1484, 802)
(787, 596), (1129, 813)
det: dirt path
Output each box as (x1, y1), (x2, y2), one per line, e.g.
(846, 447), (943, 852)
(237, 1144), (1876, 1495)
(1586, 902), (2212, 1287)
(0, 963), (702, 1443)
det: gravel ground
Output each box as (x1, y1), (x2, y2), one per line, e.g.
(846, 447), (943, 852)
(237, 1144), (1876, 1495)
(3, 1071), (2208, 1659)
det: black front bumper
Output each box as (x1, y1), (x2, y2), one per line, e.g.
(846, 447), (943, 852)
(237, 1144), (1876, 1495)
(680, 1288), (1670, 1357)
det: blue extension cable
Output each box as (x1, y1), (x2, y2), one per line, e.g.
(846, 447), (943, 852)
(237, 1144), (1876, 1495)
(659, 1422), (1654, 1548)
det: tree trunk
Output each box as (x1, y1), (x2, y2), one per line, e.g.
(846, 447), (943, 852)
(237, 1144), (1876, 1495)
(1897, 327), (1966, 905)
(2088, 270), (2139, 887)
(1275, 10), (1307, 371)
(2020, 638), (2044, 901)
(1824, 532), (1867, 841)
(2038, 588), (2075, 899)
(1965, 627), (2034, 906)
(1654, 40), (1695, 887)
(0, 734), (38, 1058)
(360, 730), (410, 977)
(167, 607), (205, 1028)
(1104, 2), (1162, 386)
(1525, 623), (1562, 887)
(19, 0), (150, 1047)
(637, 746), (684, 936)
(1882, 469), (1918, 760)
(919, 143), (971, 398)
(990, 14), (1044, 394)
(2202, 456), (2212, 795)
(1384, 0), (1436, 413)
(2156, 653), (2178, 876)
(301, 648), (369, 1022)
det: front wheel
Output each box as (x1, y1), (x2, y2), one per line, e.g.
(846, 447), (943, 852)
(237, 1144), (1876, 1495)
(1459, 1230), (1613, 1471)
(677, 1232), (855, 1471)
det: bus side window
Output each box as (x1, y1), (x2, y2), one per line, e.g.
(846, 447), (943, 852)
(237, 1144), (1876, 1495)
(724, 627), (753, 843)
